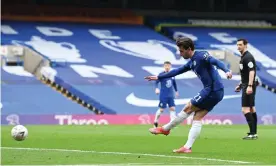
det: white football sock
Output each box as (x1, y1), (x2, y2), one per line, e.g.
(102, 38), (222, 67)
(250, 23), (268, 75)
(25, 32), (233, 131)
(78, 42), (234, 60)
(163, 111), (189, 131)
(154, 109), (162, 123)
(170, 111), (177, 121)
(184, 120), (202, 149)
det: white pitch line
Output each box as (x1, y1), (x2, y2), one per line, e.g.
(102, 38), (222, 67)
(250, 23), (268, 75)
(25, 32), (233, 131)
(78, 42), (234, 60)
(1, 147), (254, 164)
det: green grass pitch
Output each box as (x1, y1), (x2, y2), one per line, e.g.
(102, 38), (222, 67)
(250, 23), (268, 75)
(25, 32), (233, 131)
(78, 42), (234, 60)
(1, 125), (276, 165)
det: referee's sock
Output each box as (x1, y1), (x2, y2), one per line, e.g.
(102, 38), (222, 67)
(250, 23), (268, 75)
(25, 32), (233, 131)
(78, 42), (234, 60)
(252, 112), (258, 134)
(244, 113), (254, 135)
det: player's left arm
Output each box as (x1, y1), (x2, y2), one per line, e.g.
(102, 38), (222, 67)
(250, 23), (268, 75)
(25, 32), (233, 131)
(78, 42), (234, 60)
(155, 80), (160, 88)
(145, 62), (191, 81)
(155, 80), (160, 94)
(203, 52), (232, 79)
(172, 79), (178, 92)
(245, 56), (255, 94)
(246, 57), (255, 86)
(248, 71), (255, 85)
(172, 78), (179, 97)
(203, 53), (229, 72)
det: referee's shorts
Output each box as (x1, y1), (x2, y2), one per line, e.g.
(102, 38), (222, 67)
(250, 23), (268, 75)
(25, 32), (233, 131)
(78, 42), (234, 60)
(241, 84), (256, 107)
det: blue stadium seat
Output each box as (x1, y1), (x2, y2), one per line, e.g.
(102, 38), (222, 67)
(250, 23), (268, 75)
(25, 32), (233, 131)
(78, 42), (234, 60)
(1, 67), (91, 115)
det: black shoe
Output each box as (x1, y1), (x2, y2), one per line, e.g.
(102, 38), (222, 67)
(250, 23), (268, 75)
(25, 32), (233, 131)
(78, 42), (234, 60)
(154, 122), (158, 128)
(246, 132), (258, 139)
(253, 134), (258, 139)
(243, 134), (258, 140)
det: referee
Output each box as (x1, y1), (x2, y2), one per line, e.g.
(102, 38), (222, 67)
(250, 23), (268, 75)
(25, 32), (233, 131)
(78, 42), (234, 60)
(235, 38), (258, 140)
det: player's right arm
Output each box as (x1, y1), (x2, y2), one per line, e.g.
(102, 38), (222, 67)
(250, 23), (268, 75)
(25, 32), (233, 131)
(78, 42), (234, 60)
(235, 81), (242, 92)
(158, 62), (191, 79)
(155, 80), (160, 94)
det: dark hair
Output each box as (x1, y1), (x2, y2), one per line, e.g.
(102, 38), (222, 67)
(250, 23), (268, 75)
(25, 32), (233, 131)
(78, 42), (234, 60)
(164, 61), (171, 65)
(176, 37), (194, 51)
(237, 38), (248, 45)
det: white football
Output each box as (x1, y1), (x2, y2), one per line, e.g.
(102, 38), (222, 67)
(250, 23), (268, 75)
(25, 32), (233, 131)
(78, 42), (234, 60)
(11, 125), (28, 141)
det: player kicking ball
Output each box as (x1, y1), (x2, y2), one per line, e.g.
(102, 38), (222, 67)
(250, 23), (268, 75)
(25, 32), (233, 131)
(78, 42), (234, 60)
(154, 61), (179, 128)
(145, 37), (232, 153)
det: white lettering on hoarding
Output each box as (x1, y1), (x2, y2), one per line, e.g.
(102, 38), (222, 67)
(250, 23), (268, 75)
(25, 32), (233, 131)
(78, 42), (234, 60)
(138, 114), (151, 124)
(186, 118), (233, 125)
(6, 114), (20, 125)
(54, 115), (109, 125)
(261, 115), (274, 125)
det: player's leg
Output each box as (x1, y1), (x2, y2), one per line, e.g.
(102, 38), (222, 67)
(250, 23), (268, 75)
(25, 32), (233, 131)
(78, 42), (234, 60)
(242, 106), (255, 139)
(154, 100), (166, 127)
(168, 97), (177, 121)
(173, 109), (207, 153)
(154, 108), (164, 127)
(184, 110), (207, 148)
(163, 102), (198, 131)
(149, 101), (200, 135)
(161, 91), (211, 132)
(169, 106), (176, 121)
(250, 85), (258, 137)
(242, 88), (257, 140)
(173, 90), (224, 153)
(149, 90), (209, 135)
(250, 107), (258, 137)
